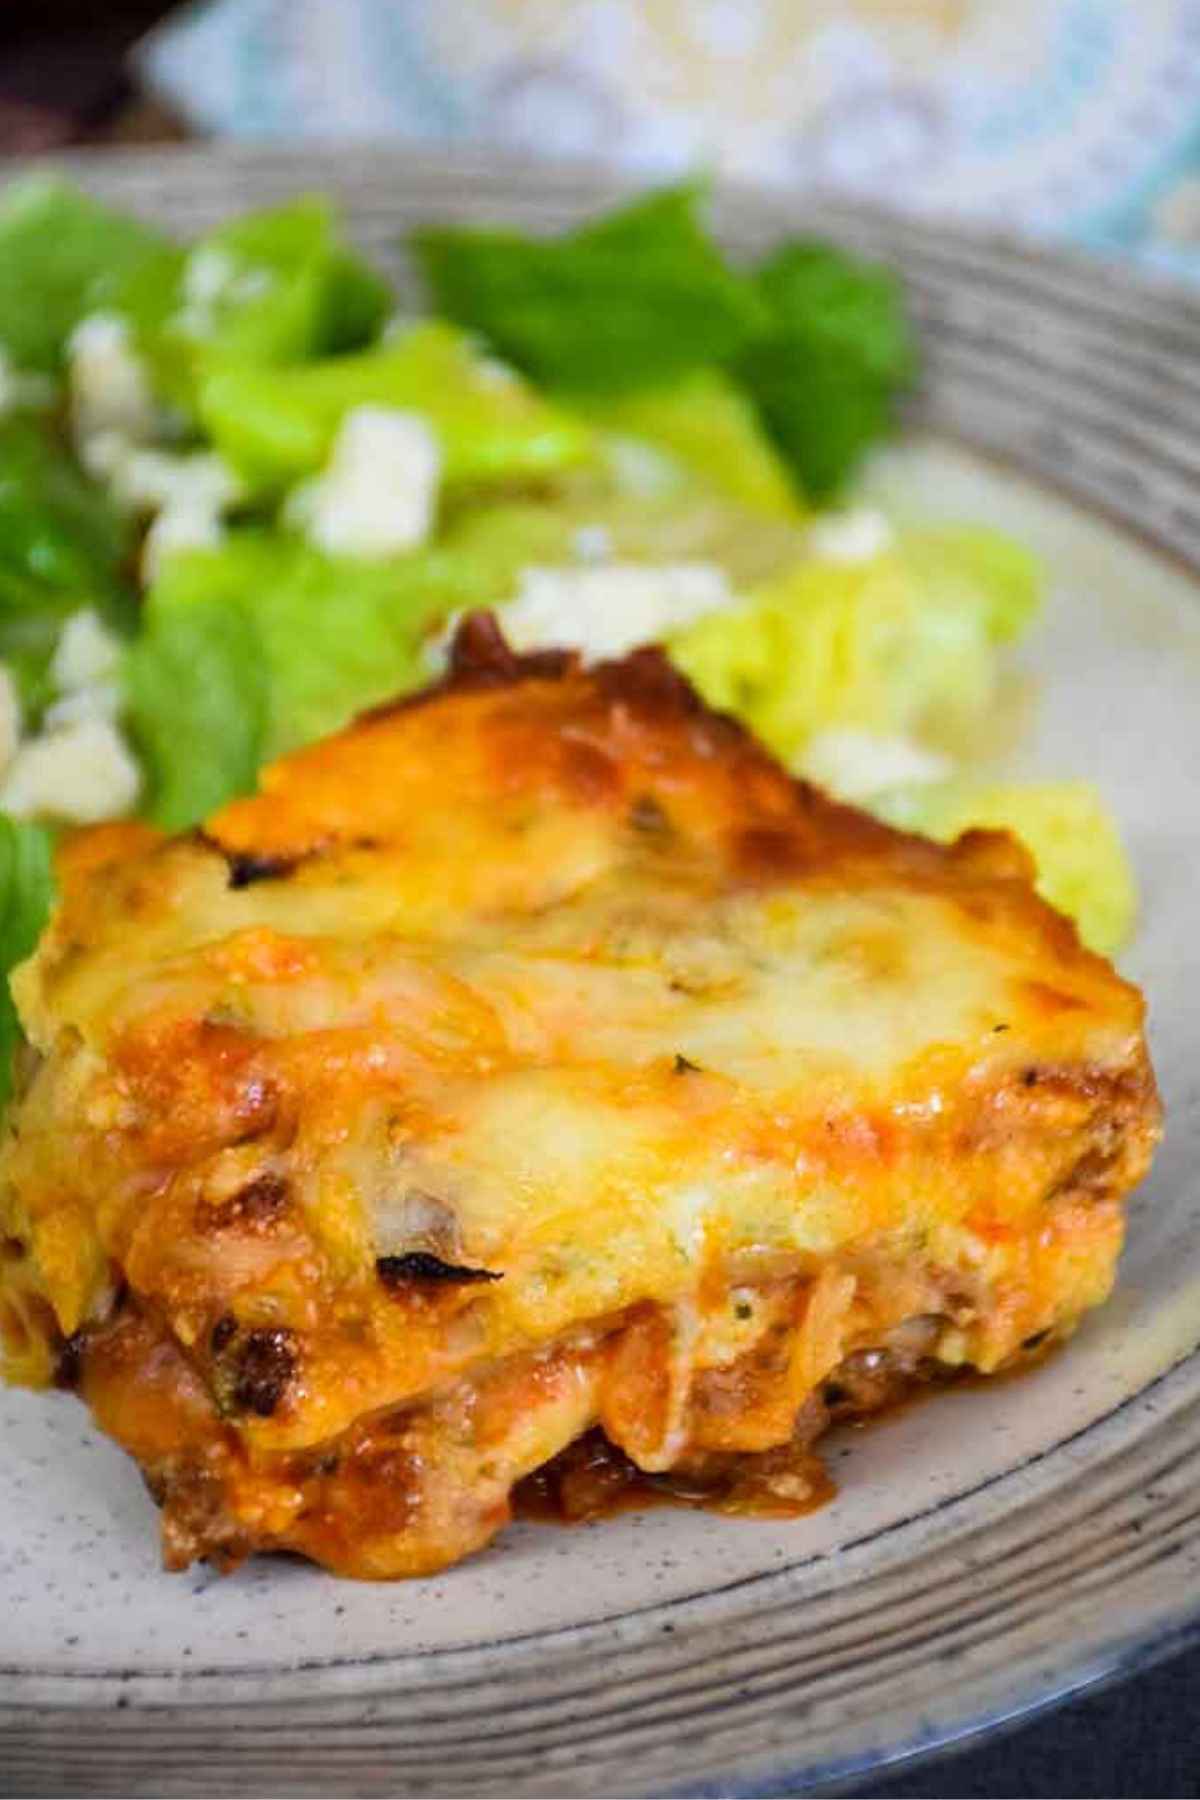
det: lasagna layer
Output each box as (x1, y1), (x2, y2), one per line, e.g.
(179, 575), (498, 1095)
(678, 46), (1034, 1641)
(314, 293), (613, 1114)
(0, 617), (1161, 1577)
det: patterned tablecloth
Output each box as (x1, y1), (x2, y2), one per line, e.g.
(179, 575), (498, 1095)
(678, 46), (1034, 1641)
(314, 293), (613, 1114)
(137, 0), (1200, 279)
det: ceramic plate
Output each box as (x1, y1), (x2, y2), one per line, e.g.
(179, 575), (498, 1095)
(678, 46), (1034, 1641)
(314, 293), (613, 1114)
(2, 146), (1200, 1799)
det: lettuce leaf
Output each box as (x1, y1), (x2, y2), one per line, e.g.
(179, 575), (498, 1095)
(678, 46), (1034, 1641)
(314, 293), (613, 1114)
(669, 539), (997, 762)
(237, 541), (449, 756)
(0, 177), (173, 372)
(0, 817), (55, 1108)
(576, 369), (802, 518)
(198, 320), (594, 495)
(441, 467), (808, 594)
(0, 417), (136, 716)
(113, 197), (392, 417)
(0, 417), (132, 606)
(127, 523), (518, 824)
(197, 196), (390, 358)
(185, 199), (386, 365)
(872, 780), (1137, 956)
(125, 585), (268, 830)
(739, 242), (916, 501)
(900, 524), (1043, 645)
(413, 184), (766, 394)
(435, 502), (578, 586)
(414, 188), (915, 496)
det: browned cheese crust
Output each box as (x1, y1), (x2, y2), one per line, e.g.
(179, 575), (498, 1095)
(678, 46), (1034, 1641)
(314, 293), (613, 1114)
(0, 616), (1161, 1577)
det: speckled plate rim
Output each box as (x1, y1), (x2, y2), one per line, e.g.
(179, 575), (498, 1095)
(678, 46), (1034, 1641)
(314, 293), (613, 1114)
(2, 144), (1200, 1798)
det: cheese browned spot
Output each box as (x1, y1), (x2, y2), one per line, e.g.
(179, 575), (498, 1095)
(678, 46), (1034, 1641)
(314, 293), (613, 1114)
(0, 615), (1161, 1578)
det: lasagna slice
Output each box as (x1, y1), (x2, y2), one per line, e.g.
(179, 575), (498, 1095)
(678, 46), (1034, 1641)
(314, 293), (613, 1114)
(0, 617), (1161, 1578)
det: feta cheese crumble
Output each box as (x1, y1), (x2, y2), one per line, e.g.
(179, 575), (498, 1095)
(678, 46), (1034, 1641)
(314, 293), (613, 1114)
(795, 728), (952, 805)
(0, 613), (142, 825)
(141, 504), (225, 581)
(0, 717), (140, 825)
(807, 507), (895, 565)
(41, 684), (123, 732)
(50, 608), (123, 694)
(67, 313), (158, 475)
(110, 449), (244, 581)
(65, 315), (243, 581)
(288, 407), (442, 557)
(44, 610), (125, 727)
(497, 561), (736, 664)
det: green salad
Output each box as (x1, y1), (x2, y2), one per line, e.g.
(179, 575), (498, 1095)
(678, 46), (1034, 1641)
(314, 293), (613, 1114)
(0, 175), (1135, 1090)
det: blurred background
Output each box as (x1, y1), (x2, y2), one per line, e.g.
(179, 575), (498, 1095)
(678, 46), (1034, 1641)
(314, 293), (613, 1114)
(5, 0), (1200, 279)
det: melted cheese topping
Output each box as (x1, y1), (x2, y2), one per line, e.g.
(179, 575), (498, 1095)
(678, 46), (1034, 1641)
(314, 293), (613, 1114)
(0, 623), (1160, 1573)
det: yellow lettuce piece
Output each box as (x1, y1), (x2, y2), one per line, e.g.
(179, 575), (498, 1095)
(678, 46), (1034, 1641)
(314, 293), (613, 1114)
(198, 320), (596, 496)
(669, 521), (1044, 762)
(578, 369), (802, 519)
(901, 524), (1043, 645)
(670, 547), (996, 762)
(873, 780), (1137, 956)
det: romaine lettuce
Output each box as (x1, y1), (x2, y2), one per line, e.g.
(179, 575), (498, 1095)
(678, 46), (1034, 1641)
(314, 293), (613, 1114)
(0, 816), (55, 1106)
(576, 369), (801, 518)
(0, 178), (173, 372)
(670, 538), (998, 761)
(900, 524), (1043, 645)
(739, 242), (916, 501)
(0, 418), (132, 606)
(872, 780), (1137, 955)
(125, 583), (268, 830)
(0, 418), (136, 715)
(414, 184), (767, 394)
(109, 197), (393, 418)
(198, 321), (595, 494)
(127, 520), (530, 824)
(195, 196), (390, 358)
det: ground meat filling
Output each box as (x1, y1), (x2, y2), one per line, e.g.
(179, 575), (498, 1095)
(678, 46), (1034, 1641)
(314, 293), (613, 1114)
(520, 1315), (954, 1523)
(67, 1289), (982, 1576)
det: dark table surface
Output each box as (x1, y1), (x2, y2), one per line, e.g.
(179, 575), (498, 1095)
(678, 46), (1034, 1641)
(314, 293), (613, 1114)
(851, 1643), (1200, 1798)
(3, 8), (1199, 1797)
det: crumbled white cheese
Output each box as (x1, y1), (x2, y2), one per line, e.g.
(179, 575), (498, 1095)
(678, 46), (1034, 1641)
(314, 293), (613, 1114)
(290, 406), (441, 557)
(0, 668), (21, 777)
(0, 717), (140, 825)
(42, 683), (123, 732)
(101, 449), (242, 582)
(67, 313), (157, 471)
(0, 349), (56, 419)
(795, 728), (952, 804)
(141, 498), (225, 583)
(50, 609), (123, 694)
(807, 507), (895, 565)
(0, 612), (143, 823)
(75, 430), (129, 484)
(110, 447), (242, 517)
(496, 561), (735, 664)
